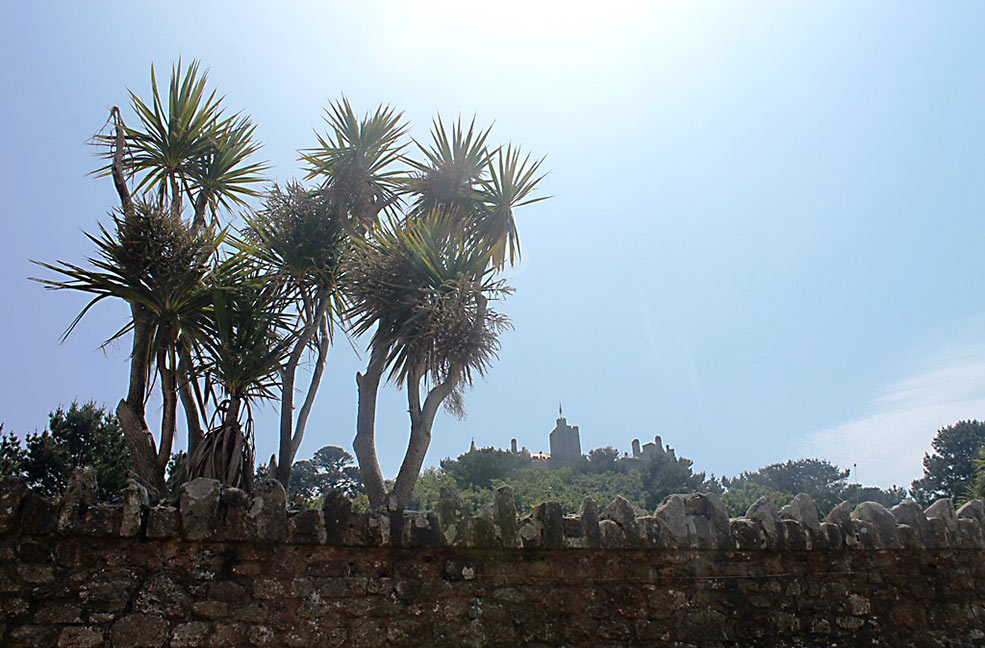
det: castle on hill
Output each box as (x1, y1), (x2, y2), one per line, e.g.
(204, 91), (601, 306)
(466, 407), (677, 471)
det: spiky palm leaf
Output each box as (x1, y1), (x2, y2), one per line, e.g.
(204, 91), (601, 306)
(474, 145), (548, 268)
(300, 98), (408, 236)
(242, 183), (348, 335)
(348, 213), (511, 389)
(95, 60), (267, 217)
(187, 113), (268, 216)
(404, 116), (493, 223)
(32, 202), (220, 362)
(195, 262), (297, 405)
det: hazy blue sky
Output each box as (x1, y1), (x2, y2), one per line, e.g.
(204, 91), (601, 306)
(3, 2), (985, 488)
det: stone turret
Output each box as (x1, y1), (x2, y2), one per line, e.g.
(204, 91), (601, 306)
(549, 416), (581, 467)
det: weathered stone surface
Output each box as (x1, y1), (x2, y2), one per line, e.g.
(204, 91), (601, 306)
(57, 626), (104, 648)
(83, 504), (123, 536)
(896, 523), (923, 548)
(654, 494), (687, 547)
(0, 476), (26, 534)
(248, 479), (287, 542)
(730, 518), (766, 550)
(146, 506), (179, 539)
(179, 477), (221, 541)
(746, 496), (781, 546)
(531, 501), (564, 548)
(780, 519), (811, 550)
(957, 499), (985, 526)
(287, 509), (326, 544)
(58, 466), (97, 533)
(925, 498), (958, 535)
(852, 501), (898, 548)
(436, 486), (466, 541)
(577, 496), (601, 548)
(891, 500), (929, 545)
(819, 521), (842, 549)
(321, 489), (353, 545)
(120, 479), (149, 537)
(220, 486), (249, 509)
(394, 510), (443, 547)
(170, 621), (212, 648)
(826, 500), (853, 535)
(110, 613), (169, 647)
(601, 495), (639, 546)
(779, 493), (821, 534)
(637, 515), (668, 548)
(956, 517), (985, 548)
(926, 502), (956, 548)
(683, 492), (729, 549)
(8, 483), (985, 648)
(595, 518), (625, 548)
(493, 486), (519, 547)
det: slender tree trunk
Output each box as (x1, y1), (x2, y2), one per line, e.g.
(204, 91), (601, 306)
(389, 365), (461, 508)
(117, 305), (162, 492)
(275, 327), (309, 487)
(275, 292), (330, 488)
(109, 107), (133, 218)
(176, 345), (203, 456)
(353, 344), (388, 508)
(191, 190), (209, 235)
(292, 314), (330, 456)
(156, 346), (178, 487)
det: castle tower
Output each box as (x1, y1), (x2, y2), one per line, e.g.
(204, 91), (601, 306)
(549, 407), (581, 467)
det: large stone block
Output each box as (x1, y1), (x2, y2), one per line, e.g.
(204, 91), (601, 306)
(852, 501), (898, 548)
(779, 493), (821, 534)
(248, 479), (287, 542)
(746, 496), (781, 547)
(654, 494), (687, 548)
(601, 495), (640, 546)
(58, 467), (98, 533)
(179, 478), (221, 541)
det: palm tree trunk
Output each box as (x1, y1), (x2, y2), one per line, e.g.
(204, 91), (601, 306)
(117, 305), (163, 492)
(177, 345), (203, 456)
(292, 314), (330, 456)
(353, 343), (388, 509)
(275, 327), (309, 487)
(156, 346), (178, 486)
(390, 364), (461, 509)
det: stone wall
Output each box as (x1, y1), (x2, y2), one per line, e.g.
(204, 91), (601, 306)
(2, 471), (985, 647)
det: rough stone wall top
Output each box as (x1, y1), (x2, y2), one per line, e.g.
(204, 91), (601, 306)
(3, 474), (985, 552)
(4, 474), (985, 647)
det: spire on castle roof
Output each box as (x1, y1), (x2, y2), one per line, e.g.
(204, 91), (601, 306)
(469, 438), (477, 453)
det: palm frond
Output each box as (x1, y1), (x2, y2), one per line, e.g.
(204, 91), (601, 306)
(300, 98), (409, 235)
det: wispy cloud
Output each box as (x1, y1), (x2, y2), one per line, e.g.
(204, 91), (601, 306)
(801, 344), (985, 489)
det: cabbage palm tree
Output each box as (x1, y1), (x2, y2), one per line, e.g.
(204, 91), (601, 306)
(36, 60), (265, 491)
(187, 262), (296, 488)
(243, 183), (348, 487)
(348, 214), (511, 509)
(304, 107), (546, 509)
(33, 204), (219, 491)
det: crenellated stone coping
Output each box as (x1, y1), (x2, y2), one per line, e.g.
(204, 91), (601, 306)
(2, 469), (984, 551)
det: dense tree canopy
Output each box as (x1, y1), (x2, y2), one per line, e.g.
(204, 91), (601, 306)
(0, 402), (132, 501)
(910, 420), (985, 504)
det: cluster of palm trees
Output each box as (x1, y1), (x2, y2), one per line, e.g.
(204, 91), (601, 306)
(34, 61), (546, 509)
